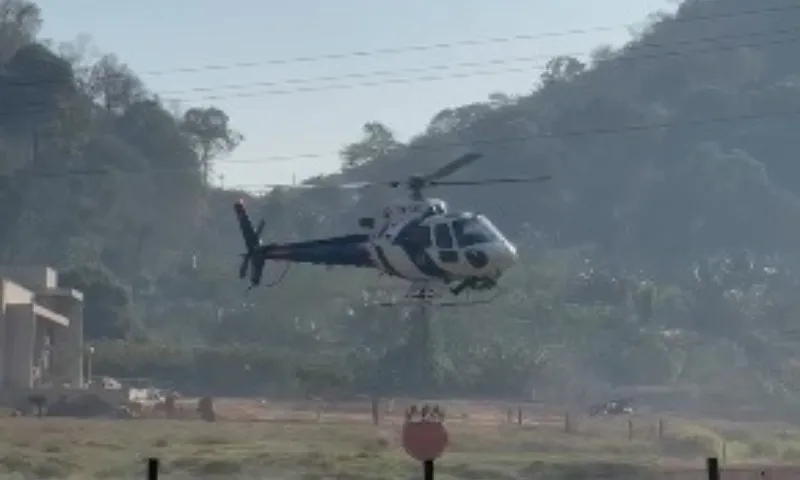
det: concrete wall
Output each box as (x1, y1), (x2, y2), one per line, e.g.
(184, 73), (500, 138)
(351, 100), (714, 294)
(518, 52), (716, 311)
(0, 266), (57, 292)
(1, 278), (35, 303)
(4, 304), (35, 389)
(0, 280), (35, 388)
(37, 291), (84, 387)
(0, 267), (84, 391)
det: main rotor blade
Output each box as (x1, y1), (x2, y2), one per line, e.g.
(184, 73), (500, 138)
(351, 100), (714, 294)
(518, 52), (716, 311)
(430, 175), (552, 186)
(239, 254), (249, 279)
(237, 181), (381, 191)
(424, 152), (483, 182)
(250, 256), (265, 286)
(245, 183), (339, 190)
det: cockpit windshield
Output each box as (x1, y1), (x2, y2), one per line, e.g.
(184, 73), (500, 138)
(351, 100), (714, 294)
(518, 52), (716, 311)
(452, 215), (503, 247)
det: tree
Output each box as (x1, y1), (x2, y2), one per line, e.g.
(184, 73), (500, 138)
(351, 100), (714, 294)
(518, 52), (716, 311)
(540, 55), (585, 85)
(0, 0), (41, 66)
(340, 121), (403, 169)
(55, 34), (100, 94)
(59, 266), (134, 340)
(181, 107), (243, 185)
(0, 42), (74, 125)
(589, 45), (618, 66)
(426, 103), (492, 135)
(86, 54), (145, 112)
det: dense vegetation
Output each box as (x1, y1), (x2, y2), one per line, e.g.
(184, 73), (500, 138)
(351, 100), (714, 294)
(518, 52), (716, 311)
(3, 0), (800, 414)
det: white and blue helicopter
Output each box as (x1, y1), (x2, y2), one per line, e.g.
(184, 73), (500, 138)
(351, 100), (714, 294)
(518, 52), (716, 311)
(234, 152), (551, 306)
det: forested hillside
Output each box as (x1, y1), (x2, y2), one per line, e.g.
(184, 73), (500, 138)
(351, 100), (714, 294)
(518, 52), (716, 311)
(4, 0), (800, 414)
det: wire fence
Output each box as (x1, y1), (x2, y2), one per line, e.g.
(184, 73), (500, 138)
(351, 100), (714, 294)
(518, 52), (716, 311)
(137, 456), (800, 479)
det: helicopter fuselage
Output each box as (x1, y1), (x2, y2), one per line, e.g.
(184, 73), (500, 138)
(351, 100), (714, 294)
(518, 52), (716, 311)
(234, 198), (518, 292)
(233, 150), (547, 296)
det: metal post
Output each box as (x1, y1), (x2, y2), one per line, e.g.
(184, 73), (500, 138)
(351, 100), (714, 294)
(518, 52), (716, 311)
(87, 346), (94, 387)
(423, 459), (434, 480)
(706, 457), (719, 480)
(147, 458), (159, 480)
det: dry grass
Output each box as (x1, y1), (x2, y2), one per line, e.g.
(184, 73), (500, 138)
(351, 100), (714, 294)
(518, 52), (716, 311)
(0, 398), (798, 479)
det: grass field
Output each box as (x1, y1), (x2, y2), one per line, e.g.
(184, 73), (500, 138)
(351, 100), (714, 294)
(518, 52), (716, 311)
(1, 398), (799, 479)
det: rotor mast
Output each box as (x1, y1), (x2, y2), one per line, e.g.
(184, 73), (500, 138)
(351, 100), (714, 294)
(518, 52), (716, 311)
(408, 176), (426, 201)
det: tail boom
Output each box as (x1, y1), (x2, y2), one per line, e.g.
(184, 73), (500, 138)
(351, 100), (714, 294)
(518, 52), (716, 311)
(234, 200), (375, 288)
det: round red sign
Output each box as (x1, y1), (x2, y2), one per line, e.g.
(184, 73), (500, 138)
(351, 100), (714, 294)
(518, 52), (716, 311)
(402, 421), (448, 461)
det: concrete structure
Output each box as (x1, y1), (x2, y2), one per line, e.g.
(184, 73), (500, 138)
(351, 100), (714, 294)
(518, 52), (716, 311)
(0, 266), (83, 390)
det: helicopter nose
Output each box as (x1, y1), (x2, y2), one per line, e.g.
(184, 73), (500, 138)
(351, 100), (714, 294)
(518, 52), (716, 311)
(505, 242), (519, 264)
(493, 242), (518, 270)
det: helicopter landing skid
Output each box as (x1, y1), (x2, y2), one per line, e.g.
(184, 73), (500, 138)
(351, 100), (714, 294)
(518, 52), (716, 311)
(374, 281), (503, 308)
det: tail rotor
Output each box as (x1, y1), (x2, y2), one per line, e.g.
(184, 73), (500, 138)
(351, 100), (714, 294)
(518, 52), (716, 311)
(234, 200), (267, 289)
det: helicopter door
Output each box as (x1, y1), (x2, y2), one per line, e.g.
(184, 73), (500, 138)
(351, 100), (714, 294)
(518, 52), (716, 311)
(433, 222), (458, 264)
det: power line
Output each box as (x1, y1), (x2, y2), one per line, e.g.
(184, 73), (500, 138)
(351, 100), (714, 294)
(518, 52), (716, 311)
(17, 105), (800, 181)
(157, 25), (800, 97)
(3, 7), (799, 92)
(130, 3), (800, 76)
(7, 27), (800, 119)
(4, 24), (799, 179)
(180, 29), (800, 104)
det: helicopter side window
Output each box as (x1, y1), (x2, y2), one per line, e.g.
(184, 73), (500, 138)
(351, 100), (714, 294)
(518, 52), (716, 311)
(434, 223), (454, 249)
(398, 222), (432, 248)
(452, 216), (501, 247)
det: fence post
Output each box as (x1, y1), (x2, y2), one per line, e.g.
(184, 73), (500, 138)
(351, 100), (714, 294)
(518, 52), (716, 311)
(706, 457), (719, 480)
(627, 419), (633, 440)
(147, 457), (159, 480)
(721, 441), (727, 464)
(371, 397), (380, 425)
(657, 417), (664, 439)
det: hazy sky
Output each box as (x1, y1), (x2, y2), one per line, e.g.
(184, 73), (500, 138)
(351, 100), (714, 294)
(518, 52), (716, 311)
(35, 0), (675, 189)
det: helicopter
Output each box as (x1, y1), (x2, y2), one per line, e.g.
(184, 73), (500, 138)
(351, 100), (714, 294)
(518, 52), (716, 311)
(234, 152), (551, 306)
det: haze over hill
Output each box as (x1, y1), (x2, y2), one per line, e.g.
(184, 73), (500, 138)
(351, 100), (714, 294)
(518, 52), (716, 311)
(34, 0), (676, 187)
(2, 0), (800, 416)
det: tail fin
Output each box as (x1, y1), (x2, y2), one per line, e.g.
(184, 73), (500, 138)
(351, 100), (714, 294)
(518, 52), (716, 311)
(234, 200), (261, 252)
(234, 200), (266, 288)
